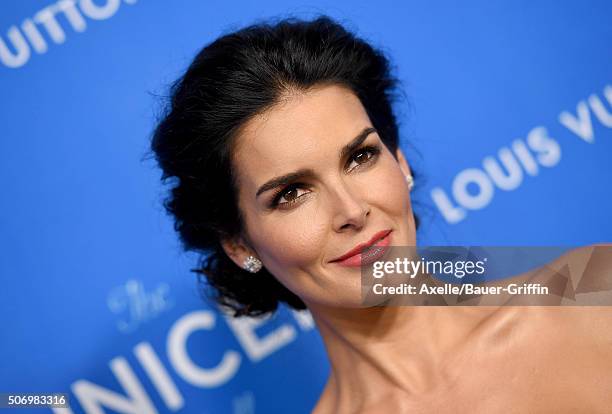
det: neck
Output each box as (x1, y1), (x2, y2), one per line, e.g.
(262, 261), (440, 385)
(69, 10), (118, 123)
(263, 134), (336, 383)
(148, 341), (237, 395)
(308, 304), (505, 406)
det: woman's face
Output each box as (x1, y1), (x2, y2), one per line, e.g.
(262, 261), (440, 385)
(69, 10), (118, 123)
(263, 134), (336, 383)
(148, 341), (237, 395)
(225, 84), (416, 309)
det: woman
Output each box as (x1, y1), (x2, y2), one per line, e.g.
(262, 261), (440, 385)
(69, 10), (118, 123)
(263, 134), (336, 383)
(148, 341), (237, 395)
(151, 16), (612, 413)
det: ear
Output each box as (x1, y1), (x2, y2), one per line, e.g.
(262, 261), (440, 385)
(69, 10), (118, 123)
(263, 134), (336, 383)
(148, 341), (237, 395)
(395, 147), (412, 178)
(220, 235), (256, 270)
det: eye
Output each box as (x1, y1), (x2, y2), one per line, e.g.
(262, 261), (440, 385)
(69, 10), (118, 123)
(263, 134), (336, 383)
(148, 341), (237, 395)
(271, 184), (311, 209)
(268, 144), (381, 210)
(346, 145), (381, 172)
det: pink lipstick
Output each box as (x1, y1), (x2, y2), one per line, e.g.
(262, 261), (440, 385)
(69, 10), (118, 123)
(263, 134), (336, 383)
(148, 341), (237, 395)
(330, 229), (392, 267)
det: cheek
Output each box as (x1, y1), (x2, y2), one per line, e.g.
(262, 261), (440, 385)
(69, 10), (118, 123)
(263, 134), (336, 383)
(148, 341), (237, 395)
(246, 209), (328, 277)
(370, 157), (412, 215)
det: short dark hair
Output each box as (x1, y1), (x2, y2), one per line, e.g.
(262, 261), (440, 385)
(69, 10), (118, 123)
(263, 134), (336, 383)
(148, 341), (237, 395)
(150, 15), (419, 317)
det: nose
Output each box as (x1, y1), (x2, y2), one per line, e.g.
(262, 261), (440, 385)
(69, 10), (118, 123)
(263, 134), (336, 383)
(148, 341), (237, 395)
(330, 179), (370, 232)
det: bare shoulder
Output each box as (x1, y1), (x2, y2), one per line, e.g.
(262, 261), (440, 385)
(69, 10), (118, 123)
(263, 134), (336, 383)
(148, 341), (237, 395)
(533, 244), (612, 328)
(550, 243), (612, 302)
(507, 244), (612, 305)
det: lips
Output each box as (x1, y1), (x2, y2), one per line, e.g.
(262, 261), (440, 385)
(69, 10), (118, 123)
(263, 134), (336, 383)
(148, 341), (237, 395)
(330, 229), (392, 267)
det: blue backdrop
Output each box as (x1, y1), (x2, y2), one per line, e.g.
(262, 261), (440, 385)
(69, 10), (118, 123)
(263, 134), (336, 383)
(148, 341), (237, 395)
(1, 1), (611, 413)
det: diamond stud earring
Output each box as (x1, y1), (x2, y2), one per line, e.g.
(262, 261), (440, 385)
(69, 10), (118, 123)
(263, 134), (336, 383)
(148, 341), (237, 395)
(405, 174), (414, 191)
(243, 255), (262, 273)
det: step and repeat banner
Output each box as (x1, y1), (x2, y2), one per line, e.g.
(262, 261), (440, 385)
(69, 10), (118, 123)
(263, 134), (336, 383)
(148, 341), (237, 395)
(1, 1), (611, 413)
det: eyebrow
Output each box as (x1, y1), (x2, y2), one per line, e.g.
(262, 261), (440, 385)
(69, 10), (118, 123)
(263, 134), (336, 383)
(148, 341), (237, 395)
(255, 127), (378, 198)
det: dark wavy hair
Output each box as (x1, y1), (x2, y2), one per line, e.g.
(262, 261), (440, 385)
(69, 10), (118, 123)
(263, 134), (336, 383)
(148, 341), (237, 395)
(150, 16), (419, 317)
